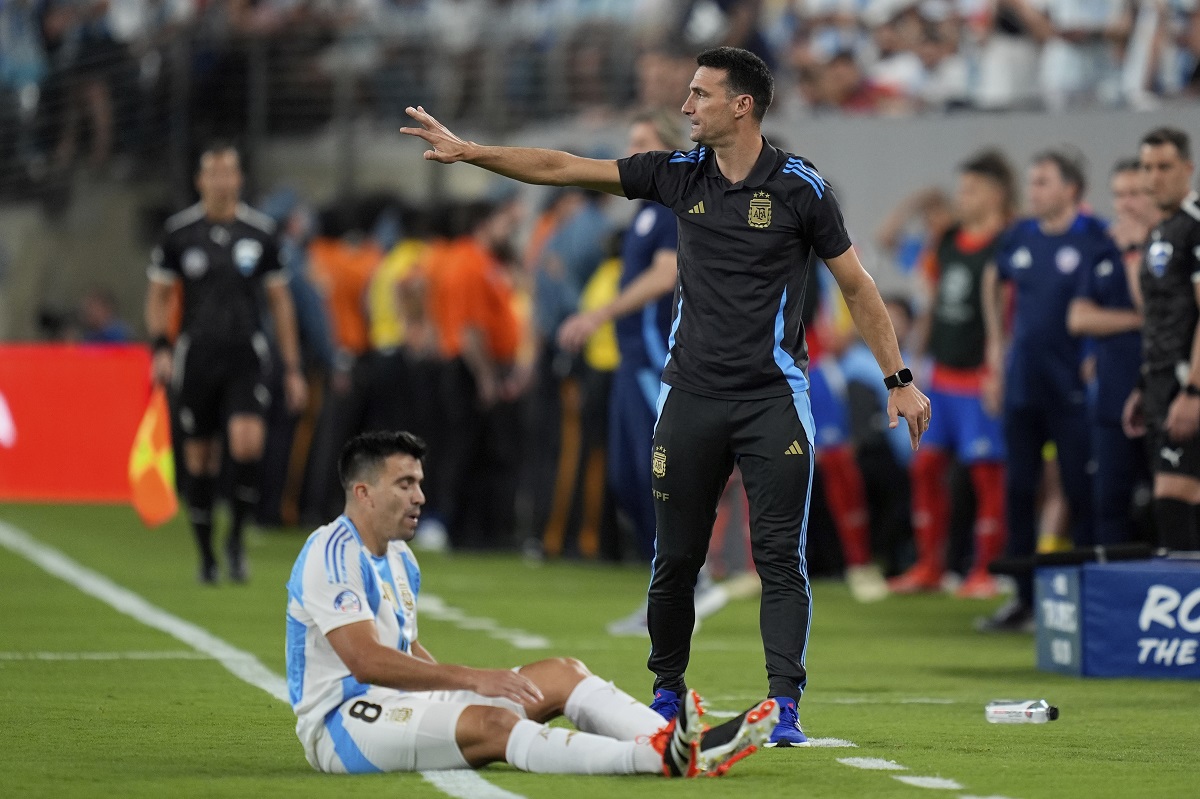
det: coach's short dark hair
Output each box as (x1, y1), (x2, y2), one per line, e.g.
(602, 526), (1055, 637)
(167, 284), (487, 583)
(1141, 127), (1191, 161)
(696, 47), (774, 121)
(339, 431), (427, 491)
(960, 148), (1017, 215)
(1033, 147), (1087, 201)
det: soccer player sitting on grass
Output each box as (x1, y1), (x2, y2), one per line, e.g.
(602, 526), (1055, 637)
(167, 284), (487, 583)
(285, 430), (779, 776)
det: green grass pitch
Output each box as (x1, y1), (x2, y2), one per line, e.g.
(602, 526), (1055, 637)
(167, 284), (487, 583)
(1, 502), (1197, 798)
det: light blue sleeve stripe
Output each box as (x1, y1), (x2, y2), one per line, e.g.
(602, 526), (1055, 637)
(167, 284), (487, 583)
(323, 533), (335, 583)
(796, 162), (828, 198)
(325, 709), (382, 773)
(323, 526), (350, 584)
(783, 166), (823, 198)
(791, 159), (827, 187)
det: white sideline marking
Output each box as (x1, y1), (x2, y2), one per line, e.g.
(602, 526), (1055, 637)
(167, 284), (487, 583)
(826, 697), (957, 705)
(0, 651), (212, 661)
(0, 522), (290, 702)
(706, 694), (962, 705)
(419, 594), (550, 650)
(563, 639), (747, 652)
(705, 710), (740, 719)
(838, 757), (907, 770)
(899, 698), (956, 705)
(894, 776), (965, 790)
(0, 521), (524, 799)
(423, 770), (525, 799)
(807, 738), (859, 748)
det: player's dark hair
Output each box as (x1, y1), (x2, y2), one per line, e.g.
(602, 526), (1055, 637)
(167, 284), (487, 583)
(695, 47), (774, 121)
(339, 431), (427, 491)
(960, 148), (1017, 216)
(197, 139), (240, 171)
(1033, 147), (1087, 201)
(1141, 127), (1191, 161)
(1112, 157), (1142, 175)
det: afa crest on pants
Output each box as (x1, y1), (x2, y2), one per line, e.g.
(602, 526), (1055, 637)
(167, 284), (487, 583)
(652, 445), (667, 479)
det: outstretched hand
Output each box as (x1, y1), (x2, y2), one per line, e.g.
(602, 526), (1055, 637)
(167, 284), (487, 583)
(887, 383), (932, 450)
(400, 106), (474, 164)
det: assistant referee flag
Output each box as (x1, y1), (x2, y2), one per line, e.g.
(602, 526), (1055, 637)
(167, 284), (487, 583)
(128, 386), (177, 527)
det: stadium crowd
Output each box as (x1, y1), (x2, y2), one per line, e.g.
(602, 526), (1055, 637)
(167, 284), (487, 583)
(118, 124), (1183, 619)
(3, 2), (1195, 611)
(4, 0), (1200, 196)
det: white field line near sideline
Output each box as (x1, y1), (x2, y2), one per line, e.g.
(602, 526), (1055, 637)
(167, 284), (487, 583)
(706, 694), (960, 705)
(418, 594), (550, 650)
(0, 520), (524, 799)
(0, 651), (214, 661)
(708, 695), (1017, 797)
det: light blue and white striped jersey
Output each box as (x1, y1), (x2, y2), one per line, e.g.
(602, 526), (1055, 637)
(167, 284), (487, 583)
(285, 515), (421, 748)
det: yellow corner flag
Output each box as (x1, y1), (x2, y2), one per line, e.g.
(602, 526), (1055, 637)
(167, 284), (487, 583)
(128, 386), (178, 528)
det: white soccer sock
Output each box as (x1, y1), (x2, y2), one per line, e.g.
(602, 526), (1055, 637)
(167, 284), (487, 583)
(563, 675), (665, 740)
(504, 719), (661, 775)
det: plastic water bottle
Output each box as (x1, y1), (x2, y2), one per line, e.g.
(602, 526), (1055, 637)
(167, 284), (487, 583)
(985, 699), (1059, 724)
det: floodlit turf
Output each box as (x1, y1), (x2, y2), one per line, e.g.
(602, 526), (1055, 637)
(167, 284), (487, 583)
(2, 502), (1198, 799)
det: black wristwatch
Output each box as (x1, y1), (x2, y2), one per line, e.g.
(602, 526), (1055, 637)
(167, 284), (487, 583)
(1184, 384), (1200, 398)
(884, 367), (914, 391)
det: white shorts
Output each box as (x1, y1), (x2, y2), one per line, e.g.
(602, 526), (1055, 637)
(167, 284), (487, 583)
(308, 686), (526, 773)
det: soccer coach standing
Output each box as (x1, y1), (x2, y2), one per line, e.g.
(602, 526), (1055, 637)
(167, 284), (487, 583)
(401, 46), (930, 747)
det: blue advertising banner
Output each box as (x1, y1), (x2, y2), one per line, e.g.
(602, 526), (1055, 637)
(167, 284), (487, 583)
(1081, 560), (1200, 679)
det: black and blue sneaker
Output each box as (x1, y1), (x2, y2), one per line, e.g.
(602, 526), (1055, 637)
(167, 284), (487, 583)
(650, 688), (682, 722)
(764, 696), (808, 747)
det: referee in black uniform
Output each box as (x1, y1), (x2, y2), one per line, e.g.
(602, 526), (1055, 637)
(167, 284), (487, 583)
(401, 47), (930, 744)
(1123, 127), (1200, 550)
(145, 143), (307, 583)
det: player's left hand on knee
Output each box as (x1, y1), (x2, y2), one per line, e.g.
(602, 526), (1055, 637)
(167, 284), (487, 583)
(470, 668), (545, 706)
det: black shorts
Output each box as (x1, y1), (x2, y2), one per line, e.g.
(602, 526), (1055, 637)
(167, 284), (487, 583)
(1144, 372), (1200, 480)
(173, 333), (271, 438)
